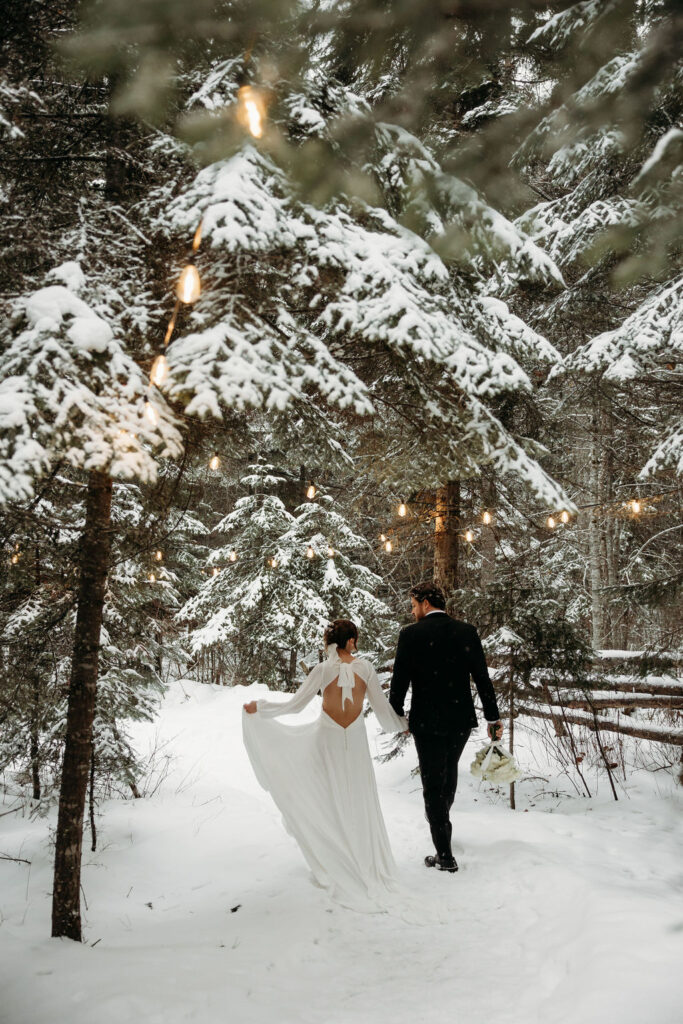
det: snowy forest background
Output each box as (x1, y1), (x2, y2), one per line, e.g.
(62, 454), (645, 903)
(0, 0), (682, 983)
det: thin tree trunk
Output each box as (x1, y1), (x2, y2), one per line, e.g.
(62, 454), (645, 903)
(508, 660), (515, 811)
(51, 470), (112, 941)
(30, 690), (41, 802)
(89, 743), (97, 852)
(479, 476), (496, 591)
(588, 408), (605, 650)
(434, 481), (460, 594)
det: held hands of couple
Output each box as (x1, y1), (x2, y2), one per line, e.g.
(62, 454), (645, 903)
(487, 721), (503, 741)
(243, 701), (258, 714)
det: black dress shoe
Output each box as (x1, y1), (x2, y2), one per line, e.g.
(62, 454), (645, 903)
(424, 853), (458, 873)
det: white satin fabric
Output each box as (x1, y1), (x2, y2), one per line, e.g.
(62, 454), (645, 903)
(242, 652), (408, 910)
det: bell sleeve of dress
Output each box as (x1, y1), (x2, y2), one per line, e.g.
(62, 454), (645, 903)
(256, 662), (324, 718)
(363, 662), (409, 733)
(389, 627), (412, 718)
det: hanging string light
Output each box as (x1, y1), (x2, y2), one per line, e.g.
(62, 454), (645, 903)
(380, 533), (386, 543)
(398, 502), (406, 517)
(384, 539), (393, 553)
(482, 511), (492, 525)
(144, 401), (159, 426)
(11, 553), (20, 565)
(175, 263), (201, 304)
(145, 218), (204, 423)
(236, 85), (266, 138)
(148, 572), (156, 583)
(465, 529), (474, 543)
(306, 485), (317, 500)
(150, 354), (169, 387)
(212, 567), (220, 577)
(306, 545), (315, 559)
(209, 455), (221, 471)
(546, 516), (556, 529)
(229, 550), (237, 563)
(155, 550), (163, 562)
(269, 557), (279, 568)
(560, 510), (570, 524)
(327, 546), (335, 558)
(630, 499), (641, 514)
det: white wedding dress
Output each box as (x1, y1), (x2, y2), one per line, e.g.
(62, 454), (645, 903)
(242, 647), (408, 910)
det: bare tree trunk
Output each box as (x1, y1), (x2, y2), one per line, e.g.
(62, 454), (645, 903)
(434, 481), (460, 594)
(479, 476), (496, 591)
(51, 470), (112, 941)
(30, 690), (41, 802)
(508, 660), (516, 810)
(588, 396), (606, 651)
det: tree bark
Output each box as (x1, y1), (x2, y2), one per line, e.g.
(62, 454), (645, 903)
(508, 660), (516, 810)
(434, 480), (460, 594)
(479, 475), (496, 591)
(51, 470), (112, 941)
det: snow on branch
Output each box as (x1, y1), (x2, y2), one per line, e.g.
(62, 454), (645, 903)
(0, 265), (183, 505)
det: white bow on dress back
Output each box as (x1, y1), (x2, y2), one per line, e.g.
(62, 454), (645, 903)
(326, 643), (357, 709)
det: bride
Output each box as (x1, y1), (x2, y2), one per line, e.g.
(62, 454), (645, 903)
(242, 618), (409, 909)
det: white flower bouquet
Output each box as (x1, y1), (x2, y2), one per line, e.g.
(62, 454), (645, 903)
(470, 741), (523, 784)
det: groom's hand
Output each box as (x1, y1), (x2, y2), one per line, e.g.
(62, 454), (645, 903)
(487, 721), (503, 740)
(243, 701), (258, 714)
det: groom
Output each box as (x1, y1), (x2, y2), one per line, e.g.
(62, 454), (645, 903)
(389, 581), (502, 873)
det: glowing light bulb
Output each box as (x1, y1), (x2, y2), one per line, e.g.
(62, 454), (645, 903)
(398, 502), (406, 517)
(306, 546), (315, 559)
(327, 546), (335, 558)
(270, 557), (278, 568)
(212, 567), (219, 577)
(175, 263), (201, 304)
(384, 540), (393, 553)
(631, 499), (641, 514)
(237, 85), (265, 138)
(192, 221), (203, 252)
(144, 401), (158, 426)
(465, 529), (474, 543)
(148, 572), (156, 582)
(547, 516), (556, 529)
(155, 550), (163, 561)
(11, 553), (19, 564)
(380, 533), (386, 543)
(482, 511), (492, 525)
(150, 354), (168, 387)
(560, 510), (570, 524)
(209, 455), (220, 471)
(229, 551), (237, 563)
(307, 485), (316, 500)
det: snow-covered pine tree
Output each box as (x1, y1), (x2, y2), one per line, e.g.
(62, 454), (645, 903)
(511, 0), (682, 647)
(180, 460), (395, 688)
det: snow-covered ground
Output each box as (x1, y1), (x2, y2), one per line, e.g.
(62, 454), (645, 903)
(1, 679), (682, 1024)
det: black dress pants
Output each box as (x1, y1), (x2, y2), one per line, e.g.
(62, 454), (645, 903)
(412, 727), (471, 858)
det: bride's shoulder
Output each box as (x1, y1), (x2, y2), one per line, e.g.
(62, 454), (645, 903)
(353, 658), (375, 676)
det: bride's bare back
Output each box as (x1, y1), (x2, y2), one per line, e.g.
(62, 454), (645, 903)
(322, 672), (367, 728)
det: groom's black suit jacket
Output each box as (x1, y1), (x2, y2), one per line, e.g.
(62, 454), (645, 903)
(389, 612), (500, 735)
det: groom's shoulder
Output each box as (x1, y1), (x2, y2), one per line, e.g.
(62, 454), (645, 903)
(447, 616), (479, 637)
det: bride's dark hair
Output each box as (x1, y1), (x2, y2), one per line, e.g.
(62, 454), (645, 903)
(324, 619), (358, 649)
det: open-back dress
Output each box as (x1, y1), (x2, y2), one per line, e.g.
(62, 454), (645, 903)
(242, 646), (408, 909)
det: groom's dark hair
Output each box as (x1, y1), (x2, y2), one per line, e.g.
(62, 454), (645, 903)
(409, 581), (446, 609)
